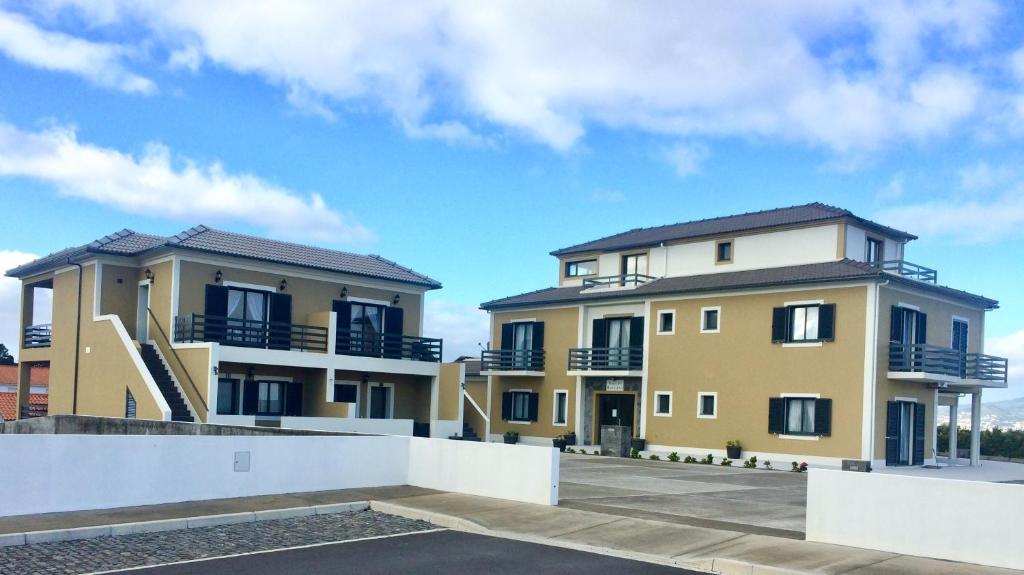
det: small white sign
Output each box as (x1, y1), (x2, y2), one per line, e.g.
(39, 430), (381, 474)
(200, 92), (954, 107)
(606, 380), (624, 392)
(611, 408), (618, 417)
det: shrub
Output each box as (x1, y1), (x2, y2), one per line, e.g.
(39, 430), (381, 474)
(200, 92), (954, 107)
(791, 461), (808, 472)
(720, 458), (732, 466)
(565, 447), (576, 454)
(700, 453), (714, 465)
(649, 454), (661, 460)
(743, 456), (758, 469)
(726, 440), (742, 449)
(629, 448), (641, 459)
(791, 461), (800, 472)
(763, 460), (772, 470)
(683, 456), (696, 463)
(667, 451), (680, 462)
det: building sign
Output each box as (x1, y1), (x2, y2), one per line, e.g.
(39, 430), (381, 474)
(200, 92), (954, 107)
(606, 380), (624, 391)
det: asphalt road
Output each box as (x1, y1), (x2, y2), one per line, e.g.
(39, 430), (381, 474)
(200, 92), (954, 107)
(125, 530), (700, 574)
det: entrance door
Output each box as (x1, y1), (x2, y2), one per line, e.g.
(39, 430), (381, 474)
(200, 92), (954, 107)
(136, 283), (150, 342)
(596, 393), (635, 442)
(886, 400), (925, 466)
(369, 385), (391, 419)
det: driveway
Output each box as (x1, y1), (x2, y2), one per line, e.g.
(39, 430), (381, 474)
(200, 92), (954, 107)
(558, 453), (807, 538)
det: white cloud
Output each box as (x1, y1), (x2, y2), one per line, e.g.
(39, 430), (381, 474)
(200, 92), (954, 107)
(0, 9), (154, 94)
(31, 0), (1002, 153)
(423, 299), (488, 362)
(589, 189), (625, 204)
(958, 161), (1016, 193)
(0, 122), (374, 243)
(663, 142), (710, 177)
(875, 173), (906, 201)
(875, 190), (1024, 244)
(986, 330), (1024, 397)
(0, 251), (50, 361)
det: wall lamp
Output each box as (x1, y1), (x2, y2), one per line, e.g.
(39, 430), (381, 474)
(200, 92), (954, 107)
(279, 278), (288, 291)
(392, 294), (400, 305)
(340, 286), (348, 299)
(144, 268), (154, 282)
(214, 270), (223, 283)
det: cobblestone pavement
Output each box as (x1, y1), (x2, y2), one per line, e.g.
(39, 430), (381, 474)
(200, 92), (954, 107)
(0, 511), (434, 575)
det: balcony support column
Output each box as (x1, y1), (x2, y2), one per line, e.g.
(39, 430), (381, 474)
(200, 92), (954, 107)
(969, 390), (982, 466)
(948, 397), (958, 464)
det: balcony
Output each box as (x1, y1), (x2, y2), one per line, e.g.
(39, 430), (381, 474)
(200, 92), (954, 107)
(888, 343), (1008, 387)
(870, 260), (937, 284)
(582, 274), (657, 290)
(480, 349), (545, 376)
(23, 324), (52, 348)
(174, 314), (329, 352)
(568, 347), (643, 376)
(336, 328), (442, 363)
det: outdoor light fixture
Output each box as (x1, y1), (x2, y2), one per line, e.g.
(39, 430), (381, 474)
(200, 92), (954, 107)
(392, 294), (400, 305)
(144, 268), (153, 282)
(214, 270), (223, 283)
(340, 286), (348, 298)
(279, 278), (288, 291)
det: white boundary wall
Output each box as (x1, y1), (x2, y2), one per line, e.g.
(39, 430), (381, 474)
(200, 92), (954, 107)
(0, 434), (559, 517)
(807, 469), (1024, 571)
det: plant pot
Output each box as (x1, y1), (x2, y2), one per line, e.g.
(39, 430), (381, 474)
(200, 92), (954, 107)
(631, 438), (646, 451)
(552, 438), (567, 452)
(565, 432), (577, 446)
(726, 446), (741, 459)
(503, 436), (518, 445)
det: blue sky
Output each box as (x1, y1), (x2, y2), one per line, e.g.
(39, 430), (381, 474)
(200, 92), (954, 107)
(0, 1), (1022, 401)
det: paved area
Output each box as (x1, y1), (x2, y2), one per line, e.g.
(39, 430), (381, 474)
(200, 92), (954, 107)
(128, 530), (695, 574)
(879, 458), (1024, 482)
(0, 510), (433, 575)
(559, 453), (808, 537)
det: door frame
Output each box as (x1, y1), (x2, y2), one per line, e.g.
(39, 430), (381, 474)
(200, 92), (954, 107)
(136, 280), (151, 342)
(591, 390), (638, 444)
(890, 397), (920, 466)
(366, 381), (395, 419)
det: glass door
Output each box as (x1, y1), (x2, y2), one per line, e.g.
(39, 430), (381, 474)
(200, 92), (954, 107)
(226, 287), (268, 346)
(350, 303), (384, 355)
(512, 322), (534, 369)
(606, 318), (631, 368)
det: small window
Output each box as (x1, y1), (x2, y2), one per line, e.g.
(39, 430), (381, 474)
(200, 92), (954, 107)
(125, 389), (137, 419)
(657, 310), (675, 335)
(716, 240), (733, 263)
(511, 391), (532, 422)
(789, 305), (820, 342)
(553, 390), (568, 425)
(654, 392), (672, 416)
(333, 383), (358, 403)
(697, 392), (717, 419)
(701, 307), (720, 333)
(785, 397), (816, 434)
(217, 378), (241, 414)
(865, 238), (883, 264)
(565, 259), (597, 277)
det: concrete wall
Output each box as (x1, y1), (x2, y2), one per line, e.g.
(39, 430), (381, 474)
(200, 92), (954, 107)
(807, 469), (1024, 571)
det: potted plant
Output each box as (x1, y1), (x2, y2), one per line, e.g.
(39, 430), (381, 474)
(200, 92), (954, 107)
(726, 439), (742, 459)
(564, 431), (577, 446)
(503, 431), (519, 445)
(631, 437), (646, 451)
(552, 435), (567, 452)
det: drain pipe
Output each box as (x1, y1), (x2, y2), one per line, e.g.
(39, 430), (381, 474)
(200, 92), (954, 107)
(70, 258), (84, 415)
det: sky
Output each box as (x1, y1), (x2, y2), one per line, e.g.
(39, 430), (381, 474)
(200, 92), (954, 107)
(0, 1), (1021, 401)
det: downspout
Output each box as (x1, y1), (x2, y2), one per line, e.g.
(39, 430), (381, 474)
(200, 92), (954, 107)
(868, 276), (889, 463)
(70, 258), (84, 414)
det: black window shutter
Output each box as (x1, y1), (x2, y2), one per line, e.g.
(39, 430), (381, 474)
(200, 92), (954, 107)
(629, 317), (644, 367)
(768, 398), (785, 434)
(528, 392), (540, 422)
(268, 292), (292, 350)
(915, 312), (927, 345)
(242, 380), (259, 415)
(913, 404), (926, 464)
(500, 323), (514, 350)
(885, 401), (899, 465)
(333, 300), (353, 352)
(205, 285), (229, 342)
(501, 392), (512, 420)
(818, 304), (836, 341)
(532, 322), (544, 350)
(383, 307), (404, 359)
(592, 319), (607, 347)
(890, 306), (903, 343)
(771, 307), (788, 343)
(285, 382), (303, 416)
(814, 398), (832, 436)
(333, 384), (357, 403)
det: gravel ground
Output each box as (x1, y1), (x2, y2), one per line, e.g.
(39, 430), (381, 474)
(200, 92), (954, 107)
(0, 510), (434, 575)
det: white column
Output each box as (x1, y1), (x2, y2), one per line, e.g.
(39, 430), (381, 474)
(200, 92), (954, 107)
(948, 397), (958, 464)
(484, 374), (492, 443)
(970, 390), (982, 466)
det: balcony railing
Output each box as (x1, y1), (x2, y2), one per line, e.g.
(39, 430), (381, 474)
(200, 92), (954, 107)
(23, 324), (52, 348)
(889, 343), (1007, 383)
(174, 314), (329, 352)
(871, 260), (937, 284)
(582, 274), (657, 289)
(480, 349), (545, 372)
(568, 347), (643, 371)
(336, 327), (442, 362)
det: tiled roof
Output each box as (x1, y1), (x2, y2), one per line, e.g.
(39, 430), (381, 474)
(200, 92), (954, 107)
(481, 259), (998, 310)
(0, 365), (48, 386)
(551, 202), (916, 256)
(6, 227), (441, 289)
(0, 393), (47, 421)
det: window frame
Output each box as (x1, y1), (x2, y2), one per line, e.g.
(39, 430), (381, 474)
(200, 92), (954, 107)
(508, 389), (533, 424)
(565, 259), (598, 278)
(787, 304), (822, 343)
(656, 309), (675, 335)
(700, 306), (721, 333)
(552, 389), (569, 426)
(865, 237), (884, 264)
(715, 239), (734, 264)
(697, 392), (717, 419)
(653, 391), (673, 417)
(782, 396), (817, 436)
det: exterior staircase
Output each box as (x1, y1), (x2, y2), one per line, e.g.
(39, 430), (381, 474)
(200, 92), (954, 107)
(139, 344), (195, 422)
(461, 422), (482, 442)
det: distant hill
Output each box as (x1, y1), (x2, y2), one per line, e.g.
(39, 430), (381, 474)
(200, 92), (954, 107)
(949, 396), (1024, 430)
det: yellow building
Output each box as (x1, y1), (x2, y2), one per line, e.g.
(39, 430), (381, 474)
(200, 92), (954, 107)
(8, 225), (464, 438)
(479, 203), (1007, 468)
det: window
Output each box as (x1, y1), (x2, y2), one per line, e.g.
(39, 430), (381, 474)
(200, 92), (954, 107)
(789, 305), (819, 341)
(654, 392), (672, 416)
(697, 392), (717, 418)
(701, 307), (720, 333)
(784, 397), (816, 435)
(553, 390), (568, 425)
(772, 303), (835, 344)
(621, 253), (648, 285)
(565, 259), (597, 277)
(226, 287), (269, 343)
(333, 383), (358, 403)
(125, 389), (137, 419)
(217, 378), (241, 414)
(350, 302), (385, 353)
(716, 240), (733, 263)
(606, 317), (632, 367)
(511, 391), (532, 422)
(865, 238), (883, 264)
(657, 310), (675, 335)
(512, 322), (534, 369)
(258, 381), (285, 415)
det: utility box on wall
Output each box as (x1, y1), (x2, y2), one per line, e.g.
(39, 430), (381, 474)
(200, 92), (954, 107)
(841, 459), (871, 472)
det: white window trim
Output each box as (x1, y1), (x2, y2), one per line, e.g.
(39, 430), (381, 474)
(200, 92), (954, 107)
(778, 393), (820, 440)
(347, 296), (392, 307)
(653, 391), (673, 417)
(696, 391), (717, 419)
(782, 341), (823, 348)
(552, 389), (569, 426)
(224, 280), (279, 293)
(896, 302), (920, 311)
(508, 388), (533, 424)
(365, 381), (395, 419)
(700, 306), (721, 333)
(783, 299), (824, 307)
(656, 310), (676, 335)
(511, 318), (537, 323)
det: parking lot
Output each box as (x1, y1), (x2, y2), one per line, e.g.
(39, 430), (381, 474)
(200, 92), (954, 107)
(559, 453), (808, 537)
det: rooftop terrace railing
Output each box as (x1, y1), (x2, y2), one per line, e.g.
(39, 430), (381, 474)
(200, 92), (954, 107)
(871, 260), (937, 284)
(582, 274), (657, 289)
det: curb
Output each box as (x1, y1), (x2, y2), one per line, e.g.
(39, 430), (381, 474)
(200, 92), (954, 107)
(0, 502), (370, 548)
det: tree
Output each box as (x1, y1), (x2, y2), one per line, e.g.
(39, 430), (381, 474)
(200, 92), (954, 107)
(0, 343), (13, 365)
